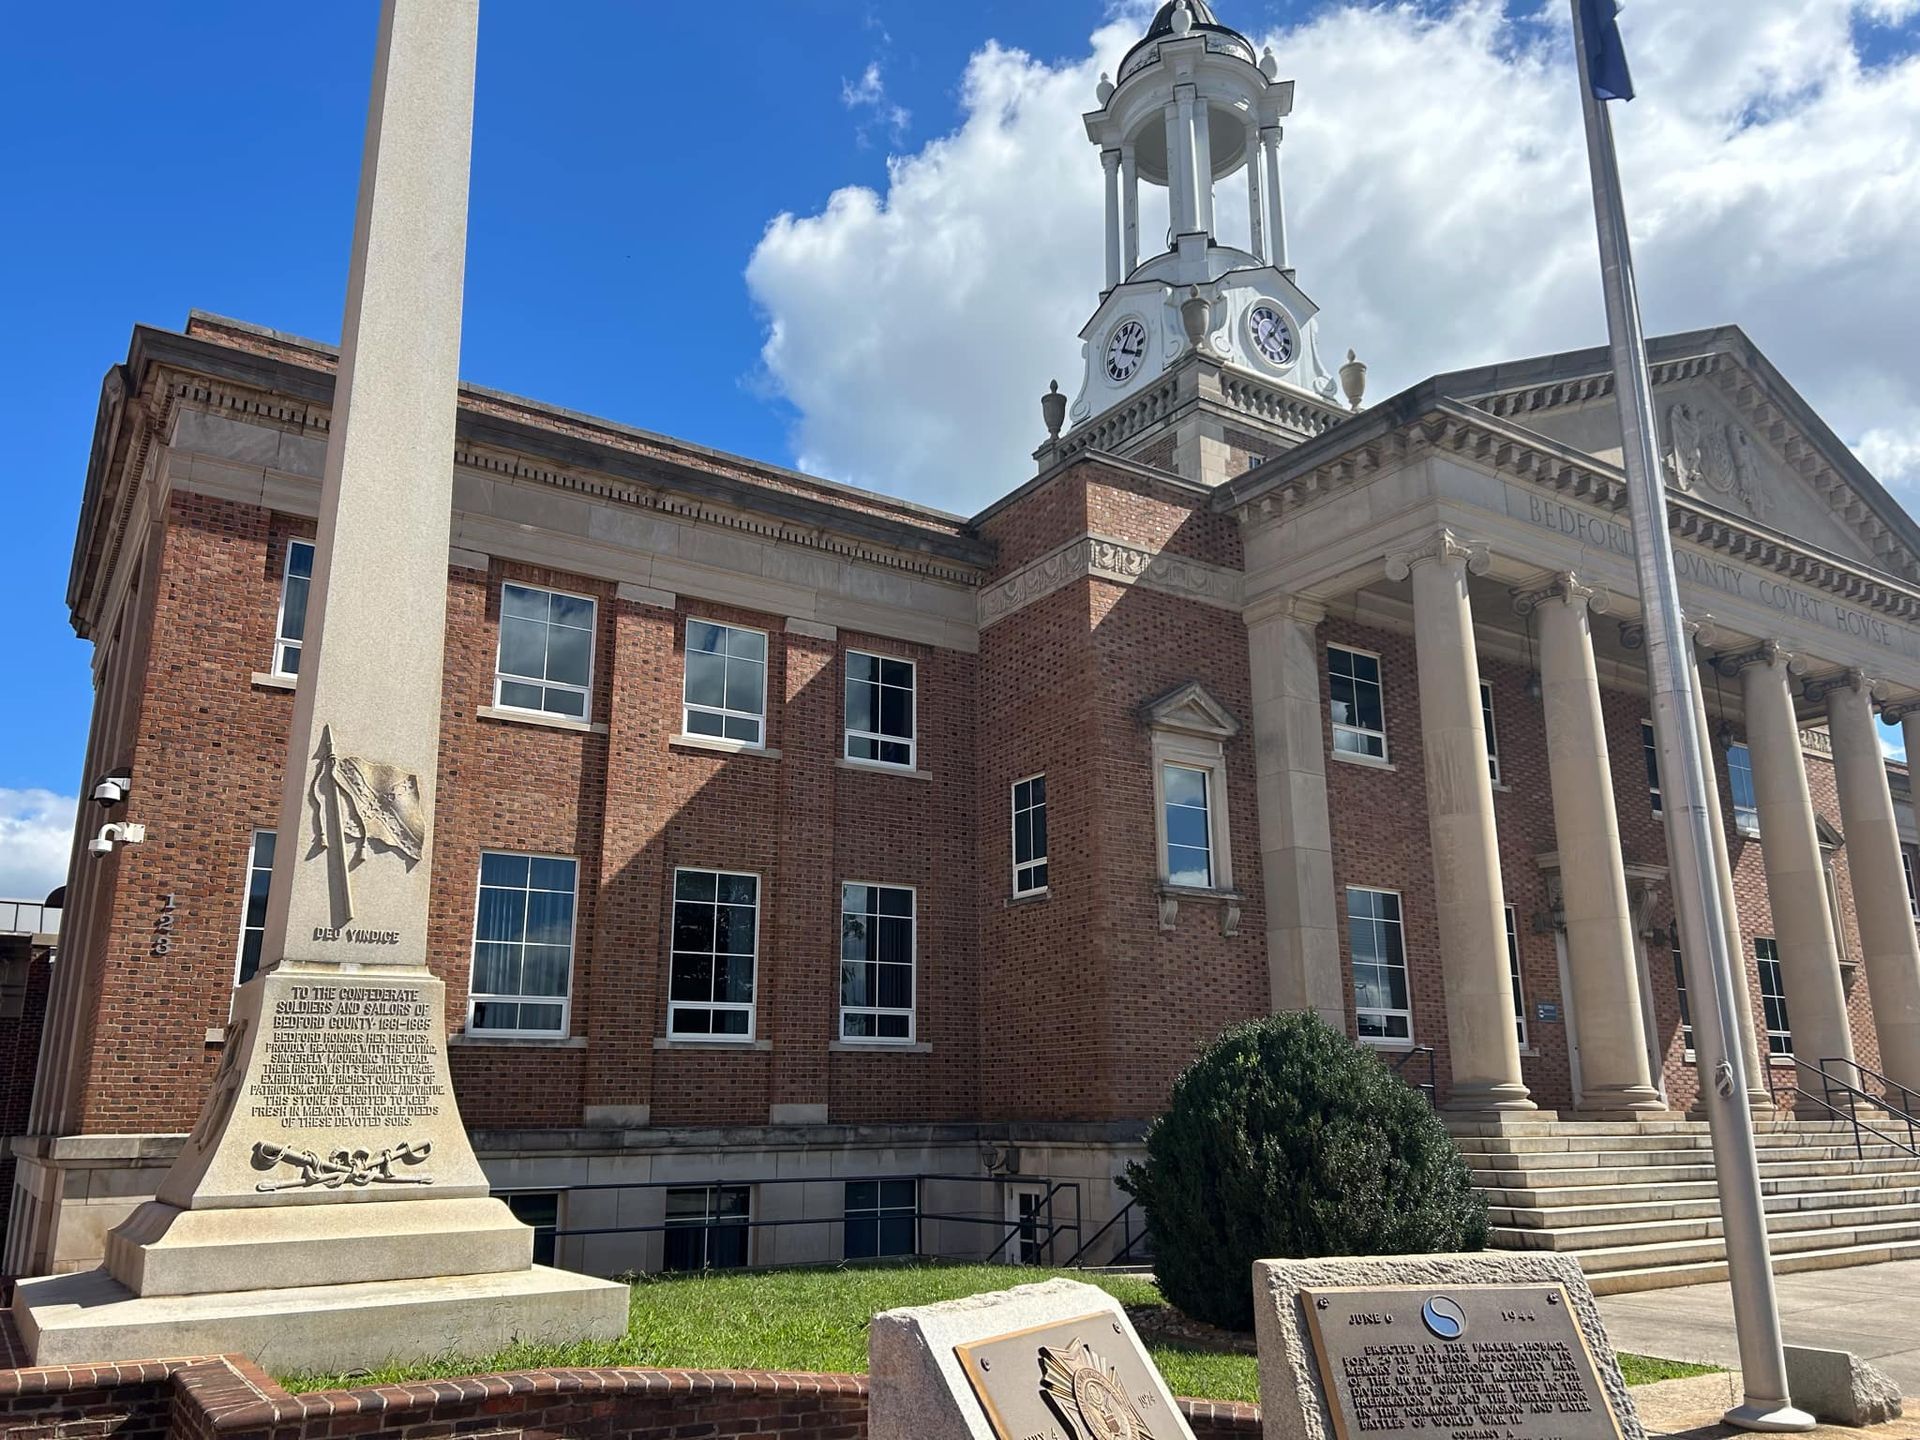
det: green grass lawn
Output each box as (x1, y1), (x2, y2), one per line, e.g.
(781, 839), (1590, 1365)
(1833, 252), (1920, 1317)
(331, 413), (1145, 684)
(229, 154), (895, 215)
(279, 1263), (1717, 1400)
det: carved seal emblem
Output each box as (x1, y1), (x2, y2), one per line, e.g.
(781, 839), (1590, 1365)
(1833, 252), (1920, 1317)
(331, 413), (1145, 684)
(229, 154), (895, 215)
(1039, 1340), (1157, 1440)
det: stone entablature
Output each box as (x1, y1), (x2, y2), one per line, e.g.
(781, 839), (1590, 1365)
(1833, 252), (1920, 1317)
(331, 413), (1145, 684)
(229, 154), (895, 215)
(978, 532), (1243, 628)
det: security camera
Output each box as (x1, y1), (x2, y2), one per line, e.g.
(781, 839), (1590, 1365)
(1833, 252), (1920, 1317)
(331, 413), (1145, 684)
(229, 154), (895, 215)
(92, 771), (132, 807)
(88, 821), (146, 857)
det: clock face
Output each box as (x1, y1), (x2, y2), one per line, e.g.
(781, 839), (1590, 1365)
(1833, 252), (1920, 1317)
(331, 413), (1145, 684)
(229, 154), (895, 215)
(1248, 304), (1295, 367)
(1105, 319), (1147, 382)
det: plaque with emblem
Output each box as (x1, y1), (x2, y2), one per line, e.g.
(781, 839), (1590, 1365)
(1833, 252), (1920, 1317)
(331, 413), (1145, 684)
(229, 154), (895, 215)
(956, 1311), (1184, 1440)
(1301, 1283), (1626, 1440)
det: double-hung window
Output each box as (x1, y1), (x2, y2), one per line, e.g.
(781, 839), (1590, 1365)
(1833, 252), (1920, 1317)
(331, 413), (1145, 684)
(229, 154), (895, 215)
(663, 1185), (750, 1271)
(273, 540), (314, 676)
(1161, 764), (1213, 888)
(840, 883), (915, 1041)
(469, 852), (577, 1036)
(669, 868), (759, 1038)
(845, 651), (916, 767)
(1012, 775), (1048, 896)
(1755, 937), (1793, 1058)
(1728, 742), (1759, 836)
(1642, 722), (1663, 815)
(682, 620), (766, 745)
(1348, 886), (1411, 1042)
(1504, 904), (1526, 1049)
(495, 582), (595, 719)
(1329, 646), (1387, 760)
(235, 830), (276, 986)
(1481, 682), (1502, 785)
(1672, 931), (1695, 1060)
(844, 1180), (916, 1260)
(1905, 847), (1920, 922)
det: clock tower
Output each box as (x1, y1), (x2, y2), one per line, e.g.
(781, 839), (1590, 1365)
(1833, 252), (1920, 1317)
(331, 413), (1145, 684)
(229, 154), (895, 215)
(1054, 0), (1350, 485)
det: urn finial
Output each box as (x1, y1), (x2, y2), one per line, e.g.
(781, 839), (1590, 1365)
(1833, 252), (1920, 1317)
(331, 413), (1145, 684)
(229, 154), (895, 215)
(1339, 348), (1368, 412)
(1041, 380), (1067, 440)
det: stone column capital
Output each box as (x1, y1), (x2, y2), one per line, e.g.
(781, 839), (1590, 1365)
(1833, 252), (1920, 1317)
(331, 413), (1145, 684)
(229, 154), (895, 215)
(1883, 701), (1920, 725)
(1101, 147), (1122, 172)
(1715, 639), (1805, 678)
(1805, 667), (1883, 705)
(1513, 571), (1610, 618)
(1174, 84), (1197, 110)
(1385, 527), (1489, 582)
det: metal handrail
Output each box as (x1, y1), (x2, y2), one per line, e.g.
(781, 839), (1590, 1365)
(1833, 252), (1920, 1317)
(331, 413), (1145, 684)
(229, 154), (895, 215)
(1064, 1197), (1149, 1269)
(982, 1179), (1080, 1265)
(1778, 1058), (1920, 1164)
(1822, 1055), (1920, 1149)
(1389, 1044), (1438, 1105)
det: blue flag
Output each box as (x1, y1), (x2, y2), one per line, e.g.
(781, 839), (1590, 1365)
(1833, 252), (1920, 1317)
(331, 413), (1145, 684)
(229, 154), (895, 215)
(1579, 0), (1635, 101)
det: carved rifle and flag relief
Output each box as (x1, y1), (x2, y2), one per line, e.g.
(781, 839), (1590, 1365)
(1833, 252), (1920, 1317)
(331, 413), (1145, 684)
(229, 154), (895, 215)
(306, 724), (427, 924)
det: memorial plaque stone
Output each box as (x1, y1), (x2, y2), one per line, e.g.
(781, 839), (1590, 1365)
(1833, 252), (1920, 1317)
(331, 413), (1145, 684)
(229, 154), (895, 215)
(1254, 1254), (1645, 1440)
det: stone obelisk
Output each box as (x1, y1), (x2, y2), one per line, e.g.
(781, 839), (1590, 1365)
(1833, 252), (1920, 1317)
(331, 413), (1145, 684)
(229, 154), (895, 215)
(13, 0), (625, 1369)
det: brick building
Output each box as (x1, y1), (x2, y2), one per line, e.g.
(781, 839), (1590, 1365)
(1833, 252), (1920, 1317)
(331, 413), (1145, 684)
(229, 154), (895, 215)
(13, 1), (1920, 1287)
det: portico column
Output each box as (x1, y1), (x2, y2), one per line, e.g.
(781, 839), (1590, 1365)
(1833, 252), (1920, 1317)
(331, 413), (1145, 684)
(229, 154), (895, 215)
(1261, 126), (1287, 268)
(1734, 643), (1857, 1093)
(1827, 674), (1920, 1095)
(1528, 575), (1664, 1115)
(1121, 142), (1140, 273)
(1101, 148), (1122, 290)
(1244, 131), (1264, 260)
(1686, 630), (1772, 1112)
(1246, 594), (1344, 1028)
(1388, 530), (1533, 1112)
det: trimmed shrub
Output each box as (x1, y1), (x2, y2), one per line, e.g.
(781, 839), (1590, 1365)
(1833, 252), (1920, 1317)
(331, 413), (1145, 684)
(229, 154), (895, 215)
(1121, 1011), (1487, 1331)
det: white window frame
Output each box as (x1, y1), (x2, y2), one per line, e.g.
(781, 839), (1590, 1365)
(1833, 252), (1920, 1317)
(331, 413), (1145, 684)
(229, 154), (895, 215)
(1642, 721), (1663, 816)
(681, 618), (768, 748)
(668, 867), (761, 1041)
(1671, 930), (1695, 1062)
(1159, 762), (1214, 889)
(466, 850), (578, 1039)
(1151, 741), (1233, 892)
(273, 539), (315, 677)
(843, 1178), (918, 1261)
(1904, 846), (1919, 922)
(1011, 774), (1048, 897)
(1328, 643), (1389, 763)
(1504, 904), (1527, 1050)
(1481, 681), (1502, 786)
(839, 881), (917, 1044)
(234, 829), (277, 987)
(493, 581), (597, 721)
(1755, 937), (1793, 1060)
(843, 649), (917, 769)
(1348, 885), (1412, 1045)
(1727, 742), (1760, 837)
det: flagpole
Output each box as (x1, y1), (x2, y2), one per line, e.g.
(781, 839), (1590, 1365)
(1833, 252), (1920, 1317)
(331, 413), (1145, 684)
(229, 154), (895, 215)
(1569, 3), (1812, 1430)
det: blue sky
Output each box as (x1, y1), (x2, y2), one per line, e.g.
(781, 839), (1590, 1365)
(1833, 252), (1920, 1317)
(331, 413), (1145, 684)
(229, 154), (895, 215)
(2, 0), (1916, 895)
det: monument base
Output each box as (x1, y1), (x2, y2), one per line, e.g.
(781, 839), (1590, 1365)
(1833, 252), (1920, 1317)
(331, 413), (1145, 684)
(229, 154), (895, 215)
(12, 1263), (629, 1372)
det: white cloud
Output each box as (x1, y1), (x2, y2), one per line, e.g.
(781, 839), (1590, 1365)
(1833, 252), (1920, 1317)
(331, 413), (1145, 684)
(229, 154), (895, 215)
(746, 1), (1920, 516)
(841, 60), (911, 147)
(0, 789), (75, 902)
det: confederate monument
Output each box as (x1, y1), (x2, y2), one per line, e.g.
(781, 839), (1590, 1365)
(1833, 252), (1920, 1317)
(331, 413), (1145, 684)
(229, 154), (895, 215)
(12, 0), (626, 1367)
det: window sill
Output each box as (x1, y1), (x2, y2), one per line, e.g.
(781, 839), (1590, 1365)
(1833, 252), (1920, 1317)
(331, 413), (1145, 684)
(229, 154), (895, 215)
(1331, 750), (1395, 771)
(1769, 1054), (1797, 1067)
(449, 1033), (587, 1049)
(672, 735), (781, 760)
(1359, 1038), (1417, 1052)
(830, 1040), (933, 1053)
(250, 672), (296, 692)
(1490, 780), (1511, 794)
(1156, 885), (1244, 936)
(653, 1036), (771, 1051)
(836, 757), (932, 781)
(204, 1026), (228, 1046)
(1007, 889), (1050, 906)
(477, 705), (608, 735)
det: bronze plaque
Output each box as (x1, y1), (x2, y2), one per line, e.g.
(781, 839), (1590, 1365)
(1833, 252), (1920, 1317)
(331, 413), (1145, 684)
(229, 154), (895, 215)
(956, 1311), (1181, 1440)
(1301, 1284), (1625, 1440)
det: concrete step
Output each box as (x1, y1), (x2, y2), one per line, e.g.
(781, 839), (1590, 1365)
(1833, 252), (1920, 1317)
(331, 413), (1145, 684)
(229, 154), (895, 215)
(1490, 1196), (1920, 1252)
(1585, 1235), (1920, 1295)
(1562, 1215), (1920, 1274)
(1487, 1182), (1920, 1231)
(1472, 1154), (1920, 1188)
(1465, 1140), (1920, 1169)
(1477, 1167), (1920, 1209)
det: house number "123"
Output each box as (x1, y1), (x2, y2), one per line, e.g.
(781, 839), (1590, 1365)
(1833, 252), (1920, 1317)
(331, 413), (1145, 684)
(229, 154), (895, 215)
(153, 893), (178, 956)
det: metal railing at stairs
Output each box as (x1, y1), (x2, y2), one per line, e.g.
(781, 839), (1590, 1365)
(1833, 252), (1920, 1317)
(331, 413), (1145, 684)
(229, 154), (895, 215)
(1064, 1197), (1150, 1268)
(1389, 1044), (1438, 1105)
(1771, 1056), (1920, 1162)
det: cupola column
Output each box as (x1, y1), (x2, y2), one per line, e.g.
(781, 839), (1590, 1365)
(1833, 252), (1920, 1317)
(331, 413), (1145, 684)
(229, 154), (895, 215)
(1192, 96), (1215, 236)
(1261, 126), (1287, 267)
(1244, 130), (1265, 260)
(1101, 148), (1123, 290)
(1121, 143), (1140, 274)
(1164, 99), (1192, 236)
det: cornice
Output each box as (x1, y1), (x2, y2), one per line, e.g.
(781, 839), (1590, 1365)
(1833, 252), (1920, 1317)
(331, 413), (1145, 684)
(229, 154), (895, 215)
(1226, 398), (1920, 629)
(978, 532), (1243, 629)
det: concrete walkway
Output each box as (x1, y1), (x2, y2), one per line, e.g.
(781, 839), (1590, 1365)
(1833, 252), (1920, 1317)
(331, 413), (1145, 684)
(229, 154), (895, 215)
(1599, 1258), (1920, 1393)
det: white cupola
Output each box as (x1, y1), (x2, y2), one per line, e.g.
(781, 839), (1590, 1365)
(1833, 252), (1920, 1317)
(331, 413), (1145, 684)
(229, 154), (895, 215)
(1053, 0), (1344, 482)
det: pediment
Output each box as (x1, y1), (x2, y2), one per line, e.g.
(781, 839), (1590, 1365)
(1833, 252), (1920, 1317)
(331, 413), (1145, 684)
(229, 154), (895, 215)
(1446, 329), (1920, 587)
(1141, 680), (1241, 739)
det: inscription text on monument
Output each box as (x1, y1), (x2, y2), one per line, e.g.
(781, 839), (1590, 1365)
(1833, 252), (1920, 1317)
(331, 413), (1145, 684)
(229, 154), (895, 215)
(246, 980), (445, 1131)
